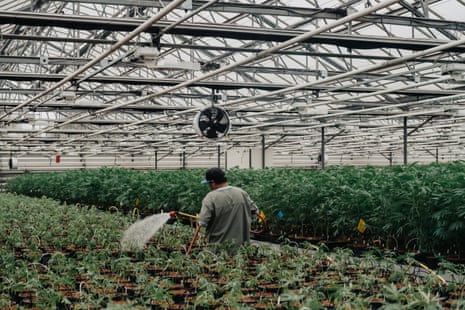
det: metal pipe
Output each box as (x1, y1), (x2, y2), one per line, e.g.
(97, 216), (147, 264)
(232, 76), (451, 132)
(155, 150), (158, 170)
(403, 117), (408, 165)
(89, 44), (462, 150)
(225, 38), (465, 109)
(20, 0), (401, 146)
(0, 0), (185, 121)
(321, 127), (326, 170)
(261, 134), (266, 169)
(93, 0), (402, 115)
(249, 148), (252, 169)
(235, 93), (465, 139)
(316, 75), (450, 108)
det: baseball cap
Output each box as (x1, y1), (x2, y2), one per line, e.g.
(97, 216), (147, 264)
(201, 167), (227, 184)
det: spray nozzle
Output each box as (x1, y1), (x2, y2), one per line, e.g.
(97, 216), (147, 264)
(166, 211), (179, 225)
(167, 211), (198, 226)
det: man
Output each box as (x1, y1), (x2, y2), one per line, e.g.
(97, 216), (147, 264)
(198, 168), (258, 245)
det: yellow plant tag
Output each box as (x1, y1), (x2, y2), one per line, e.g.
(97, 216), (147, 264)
(357, 218), (366, 234)
(258, 210), (266, 223)
(135, 197), (140, 206)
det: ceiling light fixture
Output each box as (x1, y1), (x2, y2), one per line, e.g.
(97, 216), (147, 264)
(130, 47), (160, 68)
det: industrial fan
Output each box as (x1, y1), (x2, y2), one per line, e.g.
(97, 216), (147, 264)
(193, 106), (231, 139)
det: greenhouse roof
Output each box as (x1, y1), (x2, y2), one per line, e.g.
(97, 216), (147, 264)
(0, 0), (465, 164)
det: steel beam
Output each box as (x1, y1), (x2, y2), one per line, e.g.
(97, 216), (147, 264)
(1, 71), (463, 97)
(1, 11), (465, 52)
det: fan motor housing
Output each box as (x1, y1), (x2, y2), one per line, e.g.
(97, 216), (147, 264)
(193, 106), (231, 139)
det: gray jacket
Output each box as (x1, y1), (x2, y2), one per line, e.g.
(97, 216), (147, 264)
(198, 186), (257, 244)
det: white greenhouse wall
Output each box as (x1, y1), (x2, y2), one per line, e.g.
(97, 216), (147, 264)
(226, 147), (273, 169)
(0, 147), (462, 182)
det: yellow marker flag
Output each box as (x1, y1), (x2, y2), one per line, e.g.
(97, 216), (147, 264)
(357, 218), (366, 234)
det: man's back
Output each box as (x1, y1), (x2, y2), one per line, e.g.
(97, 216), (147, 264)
(199, 185), (254, 244)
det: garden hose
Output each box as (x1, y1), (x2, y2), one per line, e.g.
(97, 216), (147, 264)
(187, 223), (201, 255)
(168, 211), (201, 255)
(169, 210), (267, 255)
(413, 261), (447, 286)
(169, 211), (199, 226)
(250, 210), (269, 234)
(132, 207), (140, 220)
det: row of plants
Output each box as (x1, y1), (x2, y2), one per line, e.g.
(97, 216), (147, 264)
(3, 168), (206, 214)
(1, 192), (465, 309)
(5, 161), (465, 255)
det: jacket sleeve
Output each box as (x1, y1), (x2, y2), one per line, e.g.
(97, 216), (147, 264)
(198, 195), (213, 227)
(243, 190), (258, 215)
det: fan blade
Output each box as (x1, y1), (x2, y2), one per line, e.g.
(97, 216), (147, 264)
(205, 127), (218, 138)
(214, 109), (226, 120)
(202, 108), (213, 119)
(214, 122), (228, 133)
(199, 112), (212, 123)
(214, 109), (229, 133)
(198, 120), (211, 131)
